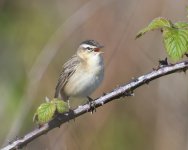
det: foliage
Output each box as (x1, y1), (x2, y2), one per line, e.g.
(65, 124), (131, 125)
(33, 98), (69, 124)
(136, 17), (188, 61)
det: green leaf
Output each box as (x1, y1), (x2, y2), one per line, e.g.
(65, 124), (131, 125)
(33, 98), (70, 124)
(136, 17), (172, 38)
(163, 27), (188, 61)
(34, 102), (56, 124)
(52, 98), (69, 113)
(136, 16), (188, 61)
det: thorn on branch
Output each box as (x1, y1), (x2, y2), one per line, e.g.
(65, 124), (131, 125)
(101, 101), (104, 105)
(103, 92), (107, 96)
(8, 135), (22, 146)
(143, 78), (150, 84)
(182, 68), (187, 74)
(185, 60), (188, 65)
(8, 139), (13, 144)
(132, 77), (139, 82)
(38, 124), (44, 129)
(124, 90), (134, 97)
(153, 58), (169, 70)
(159, 57), (168, 66)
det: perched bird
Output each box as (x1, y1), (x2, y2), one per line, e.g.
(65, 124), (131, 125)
(54, 40), (104, 106)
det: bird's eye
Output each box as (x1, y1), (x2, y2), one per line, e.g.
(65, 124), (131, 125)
(86, 47), (91, 50)
(86, 47), (93, 52)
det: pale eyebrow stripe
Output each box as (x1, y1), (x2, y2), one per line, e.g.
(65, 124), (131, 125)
(81, 44), (96, 48)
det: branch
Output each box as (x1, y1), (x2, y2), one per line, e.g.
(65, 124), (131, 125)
(2, 60), (188, 150)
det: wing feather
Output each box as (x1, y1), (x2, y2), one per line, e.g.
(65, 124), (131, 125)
(54, 55), (80, 99)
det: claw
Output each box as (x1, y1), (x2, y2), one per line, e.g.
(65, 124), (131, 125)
(87, 96), (96, 114)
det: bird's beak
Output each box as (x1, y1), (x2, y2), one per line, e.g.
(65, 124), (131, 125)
(94, 45), (104, 53)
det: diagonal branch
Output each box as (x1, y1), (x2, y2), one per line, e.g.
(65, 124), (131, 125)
(2, 60), (188, 150)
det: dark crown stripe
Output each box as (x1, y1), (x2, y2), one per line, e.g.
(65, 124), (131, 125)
(81, 40), (101, 47)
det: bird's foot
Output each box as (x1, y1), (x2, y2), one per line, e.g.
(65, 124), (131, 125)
(87, 96), (96, 114)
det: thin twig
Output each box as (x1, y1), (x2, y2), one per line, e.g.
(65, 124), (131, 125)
(2, 60), (188, 150)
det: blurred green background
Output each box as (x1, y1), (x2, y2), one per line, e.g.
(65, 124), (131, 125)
(1, 0), (188, 149)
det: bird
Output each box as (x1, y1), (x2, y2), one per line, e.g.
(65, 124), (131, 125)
(54, 40), (104, 108)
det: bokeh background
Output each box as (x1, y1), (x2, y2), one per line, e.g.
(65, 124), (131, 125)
(0, 0), (188, 149)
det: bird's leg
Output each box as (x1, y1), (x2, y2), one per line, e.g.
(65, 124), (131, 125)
(67, 100), (70, 109)
(66, 100), (75, 121)
(87, 96), (96, 114)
